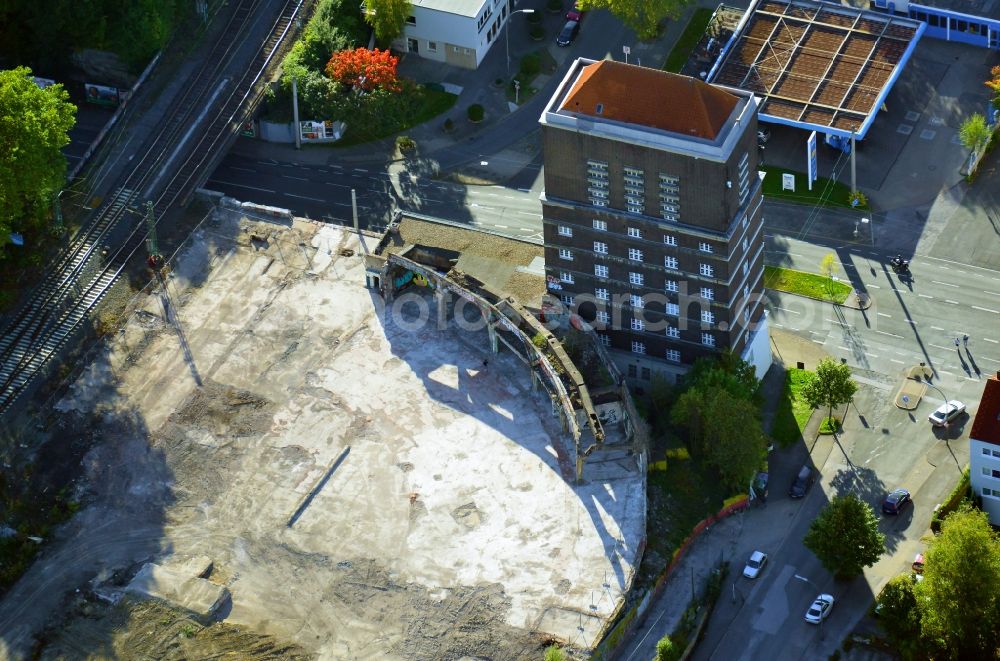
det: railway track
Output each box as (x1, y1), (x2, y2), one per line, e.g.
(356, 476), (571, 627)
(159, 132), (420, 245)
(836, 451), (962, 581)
(0, 0), (303, 416)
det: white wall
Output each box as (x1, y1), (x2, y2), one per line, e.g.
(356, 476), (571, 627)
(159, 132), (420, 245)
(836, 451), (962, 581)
(970, 439), (1000, 525)
(741, 311), (773, 382)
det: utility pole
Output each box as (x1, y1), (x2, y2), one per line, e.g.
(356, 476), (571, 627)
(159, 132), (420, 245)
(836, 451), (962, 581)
(850, 131), (857, 195)
(292, 77), (301, 150)
(145, 201), (163, 271)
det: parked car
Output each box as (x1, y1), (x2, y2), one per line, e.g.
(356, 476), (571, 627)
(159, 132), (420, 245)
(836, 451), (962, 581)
(566, 1), (584, 21)
(788, 465), (815, 499)
(928, 400), (965, 426)
(556, 20), (580, 47)
(805, 594), (835, 624)
(882, 488), (912, 514)
(743, 550), (768, 579)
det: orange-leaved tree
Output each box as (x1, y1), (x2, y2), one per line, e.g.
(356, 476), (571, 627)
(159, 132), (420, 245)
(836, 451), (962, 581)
(325, 48), (400, 92)
(987, 65), (1000, 110)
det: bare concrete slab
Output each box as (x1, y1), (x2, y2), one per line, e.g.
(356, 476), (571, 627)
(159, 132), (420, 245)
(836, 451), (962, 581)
(125, 563), (229, 620)
(42, 208), (645, 659)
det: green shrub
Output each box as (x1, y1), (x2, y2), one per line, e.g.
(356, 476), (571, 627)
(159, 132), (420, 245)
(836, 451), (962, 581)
(656, 635), (681, 661)
(543, 644), (566, 661)
(467, 104), (485, 122)
(931, 467), (970, 533)
(521, 52), (542, 76)
(547, 0), (563, 11)
(532, 333), (547, 349)
(527, 10), (543, 24)
(395, 135), (416, 151)
(442, 117), (454, 132)
(423, 81), (445, 92)
(530, 25), (545, 40)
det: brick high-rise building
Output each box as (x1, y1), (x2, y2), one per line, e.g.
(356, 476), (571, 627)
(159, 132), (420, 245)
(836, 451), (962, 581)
(540, 58), (771, 383)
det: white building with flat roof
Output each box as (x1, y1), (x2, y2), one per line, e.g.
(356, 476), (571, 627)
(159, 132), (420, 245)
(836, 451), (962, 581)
(970, 373), (1000, 524)
(389, 0), (515, 69)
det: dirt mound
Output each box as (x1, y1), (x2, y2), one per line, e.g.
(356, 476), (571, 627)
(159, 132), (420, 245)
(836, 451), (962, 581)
(170, 379), (274, 438)
(37, 598), (312, 660)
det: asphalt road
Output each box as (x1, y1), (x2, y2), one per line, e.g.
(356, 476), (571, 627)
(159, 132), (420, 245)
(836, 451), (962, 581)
(208, 154), (545, 241)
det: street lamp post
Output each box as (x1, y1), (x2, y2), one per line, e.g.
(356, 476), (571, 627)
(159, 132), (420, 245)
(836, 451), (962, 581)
(505, 9), (535, 76)
(794, 574), (825, 639)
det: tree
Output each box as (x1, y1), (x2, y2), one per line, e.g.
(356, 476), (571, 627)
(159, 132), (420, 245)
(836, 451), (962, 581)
(576, 0), (691, 40)
(671, 385), (767, 490)
(803, 493), (884, 579)
(819, 252), (837, 297)
(875, 574), (924, 660)
(959, 113), (991, 155)
(364, 0), (412, 45)
(986, 65), (1000, 110)
(325, 47), (401, 92)
(801, 358), (856, 430)
(0, 67), (76, 250)
(916, 505), (1000, 659)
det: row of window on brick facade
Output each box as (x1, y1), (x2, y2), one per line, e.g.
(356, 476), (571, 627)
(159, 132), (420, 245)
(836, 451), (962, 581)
(596, 334), (687, 363)
(557, 291), (754, 330)
(558, 245), (721, 277)
(560, 221), (750, 255)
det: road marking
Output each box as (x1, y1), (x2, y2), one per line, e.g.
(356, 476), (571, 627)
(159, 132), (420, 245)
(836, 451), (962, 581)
(939, 369), (954, 376)
(877, 312), (891, 318)
(353, 168), (368, 173)
(825, 318), (848, 327)
(323, 182), (350, 188)
(938, 265), (950, 270)
(774, 323), (785, 328)
(931, 280), (959, 288)
(868, 283), (881, 289)
(985, 291), (1000, 297)
(282, 174), (308, 181)
(906, 319), (918, 325)
(329, 164), (343, 169)
(207, 180), (274, 193)
(931, 326), (944, 331)
(865, 352), (879, 358)
(874, 330), (903, 338)
(518, 188), (531, 193)
(256, 159), (278, 166)
(945, 300), (959, 305)
(517, 211), (543, 217)
(774, 306), (801, 314)
(918, 293), (933, 299)
(284, 193), (325, 202)
(812, 339), (825, 345)
(972, 305), (1000, 314)
(890, 358), (905, 364)
(984, 338), (999, 344)
(495, 224), (509, 228)
(929, 343), (956, 352)
(229, 166), (256, 173)
(838, 346), (850, 351)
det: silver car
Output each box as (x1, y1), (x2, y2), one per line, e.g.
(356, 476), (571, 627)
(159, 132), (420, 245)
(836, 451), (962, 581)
(743, 550), (768, 579)
(928, 400), (965, 426)
(805, 594), (834, 624)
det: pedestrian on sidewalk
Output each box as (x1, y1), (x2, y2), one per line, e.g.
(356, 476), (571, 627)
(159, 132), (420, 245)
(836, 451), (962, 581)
(955, 337), (961, 348)
(963, 334), (969, 347)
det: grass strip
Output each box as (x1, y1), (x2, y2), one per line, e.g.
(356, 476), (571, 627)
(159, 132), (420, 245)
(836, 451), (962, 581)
(770, 368), (815, 446)
(760, 165), (865, 210)
(663, 8), (714, 73)
(764, 265), (852, 303)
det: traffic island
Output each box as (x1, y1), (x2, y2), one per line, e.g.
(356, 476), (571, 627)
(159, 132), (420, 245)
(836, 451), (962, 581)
(894, 365), (931, 409)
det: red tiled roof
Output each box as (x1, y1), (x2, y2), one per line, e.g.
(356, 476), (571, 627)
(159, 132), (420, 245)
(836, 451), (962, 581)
(559, 60), (740, 140)
(971, 375), (1000, 445)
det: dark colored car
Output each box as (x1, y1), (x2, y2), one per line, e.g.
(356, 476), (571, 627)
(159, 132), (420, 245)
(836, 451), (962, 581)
(566, 1), (584, 21)
(556, 20), (580, 47)
(788, 465), (815, 499)
(882, 488), (912, 514)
